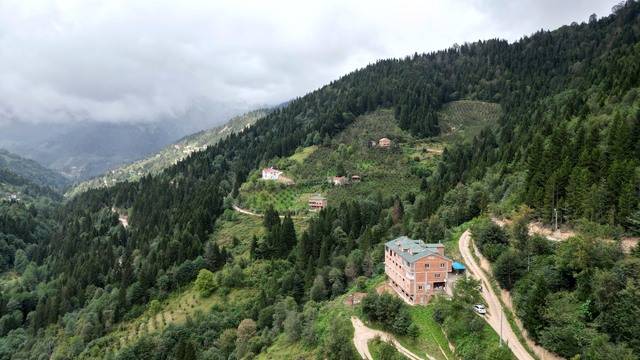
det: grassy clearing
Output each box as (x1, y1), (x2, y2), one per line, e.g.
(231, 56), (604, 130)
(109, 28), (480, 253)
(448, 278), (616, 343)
(81, 286), (256, 357)
(256, 335), (319, 359)
(211, 211), (307, 258)
(436, 100), (502, 143)
(362, 306), (452, 360)
(81, 286), (220, 355)
(369, 337), (407, 360)
(238, 109), (422, 214)
(212, 211), (266, 249)
(394, 305), (454, 360)
(289, 145), (318, 163)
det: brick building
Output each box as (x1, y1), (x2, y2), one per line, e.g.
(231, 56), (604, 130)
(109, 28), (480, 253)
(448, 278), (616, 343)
(384, 236), (452, 305)
(308, 194), (327, 211)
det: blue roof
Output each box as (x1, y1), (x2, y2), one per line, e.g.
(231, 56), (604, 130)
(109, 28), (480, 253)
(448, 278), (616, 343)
(452, 261), (466, 270)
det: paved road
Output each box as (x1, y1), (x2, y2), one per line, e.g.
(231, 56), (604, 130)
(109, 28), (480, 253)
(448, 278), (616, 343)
(351, 316), (433, 360)
(458, 230), (534, 360)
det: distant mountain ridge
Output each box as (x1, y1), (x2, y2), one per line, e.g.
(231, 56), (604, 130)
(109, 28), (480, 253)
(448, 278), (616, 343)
(0, 100), (256, 181)
(0, 148), (69, 191)
(66, 109), (269, 197)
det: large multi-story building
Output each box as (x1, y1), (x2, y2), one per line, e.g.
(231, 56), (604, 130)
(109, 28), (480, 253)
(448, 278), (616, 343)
(384, 236), (452, 305)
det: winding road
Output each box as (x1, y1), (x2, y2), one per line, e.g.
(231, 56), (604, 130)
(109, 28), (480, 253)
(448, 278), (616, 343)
(458, 230), (534, 360)
(351, 316), (433, 360)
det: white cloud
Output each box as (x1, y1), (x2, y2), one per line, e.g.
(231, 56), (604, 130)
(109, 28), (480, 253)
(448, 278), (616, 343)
(0, 0), (619, 125)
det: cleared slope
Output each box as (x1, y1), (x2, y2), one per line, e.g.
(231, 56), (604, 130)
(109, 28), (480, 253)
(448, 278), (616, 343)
(436, 100), (502, 143)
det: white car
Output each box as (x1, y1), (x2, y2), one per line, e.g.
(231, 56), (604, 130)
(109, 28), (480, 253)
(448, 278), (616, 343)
(473, 304), (487, 315)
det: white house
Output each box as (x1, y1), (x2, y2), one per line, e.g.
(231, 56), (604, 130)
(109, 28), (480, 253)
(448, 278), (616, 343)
(262, 167), (283, 180)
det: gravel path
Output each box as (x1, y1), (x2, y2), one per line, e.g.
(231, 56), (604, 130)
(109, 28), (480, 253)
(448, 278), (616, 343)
(351, 316), (434, 360)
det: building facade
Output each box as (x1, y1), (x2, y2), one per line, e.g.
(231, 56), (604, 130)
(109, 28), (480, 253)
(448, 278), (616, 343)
(262, 167), (283, 180)
(329, 176), (349, 186)
(308, 194), (327, 211)
(384, 236), (452, 305)
(378, 137), (392, 148)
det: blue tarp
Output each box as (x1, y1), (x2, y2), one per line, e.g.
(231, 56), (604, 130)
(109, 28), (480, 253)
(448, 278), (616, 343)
(452, 261), (466, 271)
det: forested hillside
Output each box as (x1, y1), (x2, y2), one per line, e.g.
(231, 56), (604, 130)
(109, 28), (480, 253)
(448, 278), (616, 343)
(67, 109), (269, 198)
(0, 149), (68, 191)
(1, 2), (640, 359)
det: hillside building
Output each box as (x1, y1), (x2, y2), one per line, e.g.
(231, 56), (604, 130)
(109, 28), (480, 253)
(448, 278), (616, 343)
(329, 176), (349, 186)
(378, 137), (392, 148)
(262, 167), (283, 180)
(384, 236), (452, 305)
(308, 194), (327, 211)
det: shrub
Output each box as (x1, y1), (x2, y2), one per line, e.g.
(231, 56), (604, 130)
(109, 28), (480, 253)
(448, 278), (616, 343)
(194, 269), (216, 297)
(361, 292), (414, 335)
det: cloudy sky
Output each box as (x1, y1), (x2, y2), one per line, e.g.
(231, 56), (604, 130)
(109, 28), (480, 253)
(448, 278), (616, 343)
(0, 0), (619, 125)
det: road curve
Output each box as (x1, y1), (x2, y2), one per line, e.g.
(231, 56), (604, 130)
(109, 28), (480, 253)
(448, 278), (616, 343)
(458, 230), (534, 360)
(232, 204), (262, 217)
(232, 204), (309, 220)
(351, 316), (433, 360)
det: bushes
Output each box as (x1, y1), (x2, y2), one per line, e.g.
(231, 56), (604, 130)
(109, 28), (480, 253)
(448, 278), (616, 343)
(471, 218), (509, 261)
(433, 277), (514, 360)
(493, 248), (526, 290)
(361, 292), (414, 336)
(194, 269), (216, 297)
(369, 336), (405, 360)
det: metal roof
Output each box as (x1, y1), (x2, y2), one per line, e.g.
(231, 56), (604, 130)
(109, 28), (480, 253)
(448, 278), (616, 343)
(384, 236), (447, 264)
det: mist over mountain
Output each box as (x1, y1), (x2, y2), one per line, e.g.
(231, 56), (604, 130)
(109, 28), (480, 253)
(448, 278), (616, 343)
(0, 100), (255, 180)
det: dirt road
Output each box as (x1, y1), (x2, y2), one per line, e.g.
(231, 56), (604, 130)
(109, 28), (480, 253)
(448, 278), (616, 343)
(458, 230), (534, 360)
(351, 316), (433, 360)
(232, 204), (309, 220)
(232, 204), (262, 217)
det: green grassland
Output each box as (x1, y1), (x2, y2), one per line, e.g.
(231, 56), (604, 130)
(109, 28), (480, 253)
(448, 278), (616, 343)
(238, 109), (423, 214)
(76, 285), (256, 358)
(212, 210), (308, 256)
(397, 305), (455, 360)
(237, 102), (501, 215)
(436, 100), (502, 143)
(369, 337), (407, 360)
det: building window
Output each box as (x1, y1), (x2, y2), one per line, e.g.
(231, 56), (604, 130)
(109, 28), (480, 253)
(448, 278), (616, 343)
(418, 285), (423, 290)
(425, 263), (430, 269)
(440, 263), (445, 268)
(435, 273), (441, 278)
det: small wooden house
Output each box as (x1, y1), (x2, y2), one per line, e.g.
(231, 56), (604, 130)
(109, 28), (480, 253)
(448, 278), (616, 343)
(329, 176), (349, 186)
(308, 194), (327, 211)
(378, 138), (392, 148)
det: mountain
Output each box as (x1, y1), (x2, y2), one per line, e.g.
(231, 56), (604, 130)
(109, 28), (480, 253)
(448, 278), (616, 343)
(1, 3), (640, 360)
(0, 149), (69, 191)
(0, 101), (255, 181)
(66, 109), (269, 197)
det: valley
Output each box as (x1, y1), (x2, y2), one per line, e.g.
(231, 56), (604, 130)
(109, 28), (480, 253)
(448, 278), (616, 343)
(1, 3), (640, 360)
